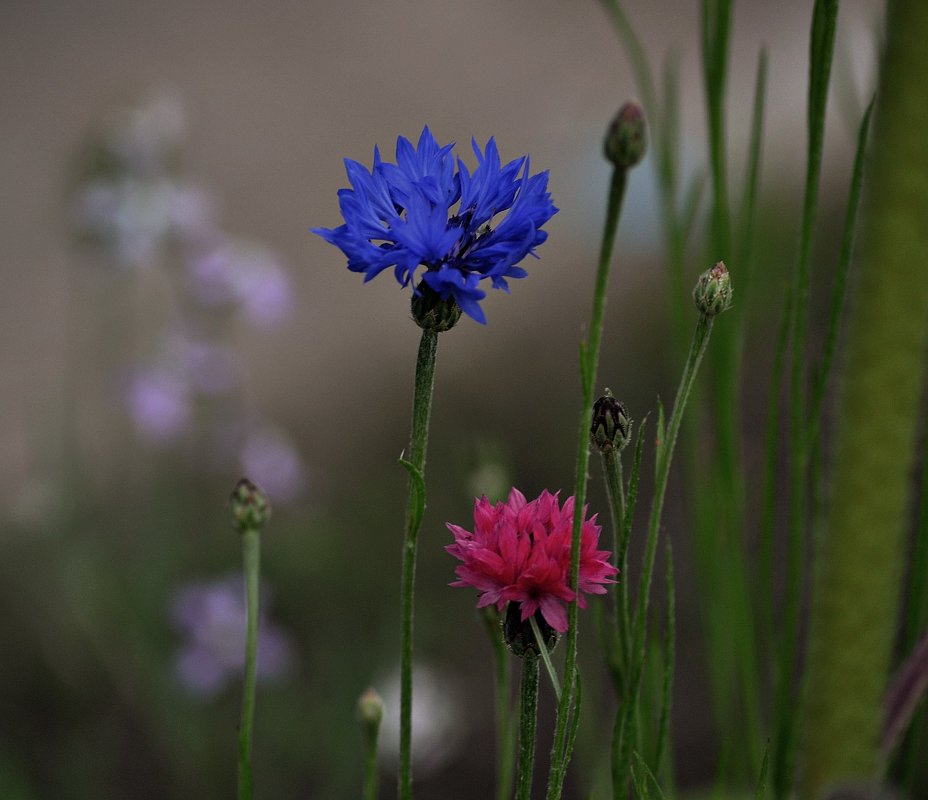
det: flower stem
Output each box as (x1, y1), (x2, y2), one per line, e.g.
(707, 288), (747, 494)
(483, 611), (515, 800)
(517, 655), (541, 800)
(362, 726), (379, 800)
(546, 164), (630, 800)
(602, 448), (629, 673)
(398, 328), (439, 800)
(530, 615), (561, 702)
(613, 312), (715, 797)
(238, 527), (260, 800)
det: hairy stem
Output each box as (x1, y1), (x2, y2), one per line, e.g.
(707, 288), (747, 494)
(398, 329), (439, 800)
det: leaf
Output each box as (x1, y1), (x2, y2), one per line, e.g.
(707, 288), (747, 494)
(398, 458), (425, 533)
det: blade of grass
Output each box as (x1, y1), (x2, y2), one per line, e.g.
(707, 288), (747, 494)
(806, 97), (875, 440)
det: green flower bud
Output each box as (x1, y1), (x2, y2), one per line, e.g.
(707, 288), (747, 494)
(356, 687), (385, 734)
(693, 261), (733, 317)
(590, 390), (631, 453)
(503, 603), (559, 658)
(604, 102), (648, 169)
(229, 477), (271, 531)
(411, 281), (462, 332)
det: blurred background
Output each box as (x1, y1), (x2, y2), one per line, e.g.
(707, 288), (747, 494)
(0, 1), (885, 797)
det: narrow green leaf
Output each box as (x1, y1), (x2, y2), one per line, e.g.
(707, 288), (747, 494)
(679, 171), (707, 250)
(755, 741), (770, 800)
(633, 750), (667, 800)
(398, 458), (425, 534)
(737, 47), (769, 306)
(655, 398), (666, 473)
(654, 538), (675, 780)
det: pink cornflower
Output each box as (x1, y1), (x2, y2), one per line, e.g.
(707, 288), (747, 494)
(446, 488), (617, 633)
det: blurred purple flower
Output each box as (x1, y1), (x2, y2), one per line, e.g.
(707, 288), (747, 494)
(163, 332), (241, 396)
(187, 237), (293, 326)
(171, 575), (294, 698)
(126, 368), (191, 442)
(240, 426), (306, 504)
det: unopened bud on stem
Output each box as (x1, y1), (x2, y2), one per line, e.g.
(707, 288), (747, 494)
(230, 478), (271, 531)
(591, 389), (632, 453)
(693, 261), (733, 317)
(604, 102), (648, 169)
(357, 687), (385, 735)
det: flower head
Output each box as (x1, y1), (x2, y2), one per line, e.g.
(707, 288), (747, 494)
(446, 488), (616, 633)
(313, 127), (557, 324)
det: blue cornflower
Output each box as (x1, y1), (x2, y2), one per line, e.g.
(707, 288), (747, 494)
(312, 126), (557, 324)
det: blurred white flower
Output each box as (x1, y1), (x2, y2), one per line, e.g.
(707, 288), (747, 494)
(377, 664), (465, 776)
(74, 178), (213, 269)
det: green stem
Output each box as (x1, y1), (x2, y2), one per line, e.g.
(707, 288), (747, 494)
(614, 313), (716, 797)
(800, 1), (928, 795)
(602, 449), (629, 671)
(654, 538), (676, 784)
(484, 612), (515, 800)
(398, 329), (439, 800)
(362, 729), (379, 800)
(238, 527), (260, 800)
(545, 165), (630, 800)
(517, 655), (541, 800)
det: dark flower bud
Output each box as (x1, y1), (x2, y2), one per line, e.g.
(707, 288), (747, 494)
(604, 102), (648, 169)
(503, 603), (559, 658)
(693, 261), (733, 317)
(230, 477), (271, 531)
(411, 281), (462, 332)
(590, 390), (631, 453)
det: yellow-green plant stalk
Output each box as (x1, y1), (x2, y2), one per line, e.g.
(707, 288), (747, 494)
(799, 1), (928, 796)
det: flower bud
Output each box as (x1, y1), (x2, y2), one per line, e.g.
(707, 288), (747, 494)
(590, 390), (631, 453)
(693, 261), (733, 317)
(230, 477), (271, 531)
(604, 102), (648, 169)
(411, 281), (462, 332)
(503, 603), (559, 658)
(356, 687), (385, 734)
